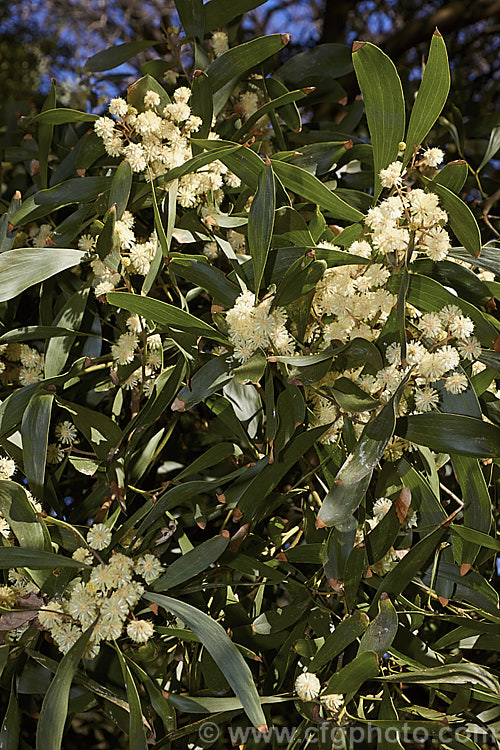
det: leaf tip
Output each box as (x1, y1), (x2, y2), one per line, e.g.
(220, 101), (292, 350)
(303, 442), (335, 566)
(438, 596), (449, 607)
(460, 563), (471, 576)
(433, 27), (442, 37)
(258, 724), (269, 733)
(280, 33), (291, 46)
(316, 516), (328, 529)
(171, 397), (186, 413)
(352, 40), (366, 53)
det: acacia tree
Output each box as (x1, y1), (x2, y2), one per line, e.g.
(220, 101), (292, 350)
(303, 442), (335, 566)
(0, 3), (499, 748)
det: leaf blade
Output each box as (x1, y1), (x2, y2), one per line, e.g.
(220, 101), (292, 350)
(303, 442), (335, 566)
(352, 41), (405, 198)
(144, 593), (267, 729)
(403, 31), (450, 165)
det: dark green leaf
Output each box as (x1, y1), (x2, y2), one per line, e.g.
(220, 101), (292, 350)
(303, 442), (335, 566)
(234, 90), (307, 142)
(352, 41), (405, 198)
(38, 81), (56, 190)
(425, 179), (481, 257)
(173, 357), (232, 412)
(271, 160), (364, 222)
(379, 663), (499, 694)
(395, 414), (500, 458)
(309, 611), (369, 671)
(45, 288), (89, 377)
(152, 535), (229, 590)
(0, 248), (84, 302)
(403, 32), (450, 165)
(359, 597), (398, 656)
(30, 108), (99, 125)
(0, 687), (20, 748)
(156, 144), (241, 187)
(21, 392), (54, 500)
(369, 525), (448, 615)
(432, 161), (468, 193)
(33, 177), (113, 210)
(452, 456), (492, 565)
(450, 525), (500, 553)
(234, 425), (329, 521)
(37, 626), (95, 750)
(276, 44), (352, 94)
(248, 164), (275, 297)
(323, 650), (379, 695)
(191, 72), (213, 140)
(266, 78), (302, 133)
(204, 0), (264, 30)
(107, 291), (228, 344)
(144, 593), (267, 729)
(109, 160), (133, 219)
(0, 548), (87, 569)
(169, 256), (239, 308)
(57, 398), (122, 461)
(206, 34), (289, 92)
(175, 0), (204, 40)
(317, 385), (404, 528)
(478, 126), (500, 172)
(114, 647), (148, 750)
(85, 41), (161, 72)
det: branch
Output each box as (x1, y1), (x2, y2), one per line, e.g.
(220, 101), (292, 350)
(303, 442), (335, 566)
(382, 0), (500, 61)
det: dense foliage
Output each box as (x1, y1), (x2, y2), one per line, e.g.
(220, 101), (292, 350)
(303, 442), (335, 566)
(0, 4), (499, 748)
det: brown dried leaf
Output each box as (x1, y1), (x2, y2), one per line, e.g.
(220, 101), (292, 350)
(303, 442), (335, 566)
(395, 486), (411, 523)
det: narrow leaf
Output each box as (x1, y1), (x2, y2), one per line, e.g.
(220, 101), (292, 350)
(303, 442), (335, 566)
(478, 126), (500, 172)
(38, 81), (56, 190)
(175, 0), (204, 40)
(248, 164), (275, 297)
(317, 384), (405, 528)
(323, 651), (379, 695)
(206, 34), (289, 92)
(109, 160), (133, 218)
(30, 108), (98, 125)
(152, 535), (229, 591)
(0, 548), (87, 569)
(271, 159), (364, 222)
(395, 414), (500, 458)
(107, 291), (228, 344)
(425, 178), (481, 256)
(404, 32), (450, 165)
(115, 647), (148, 750)
(85, 41), (161, 72)
(309, 611), (369, 671)
(37, 626), (94, 750)
(352, 41), (405, 198)
(21, 392), (54, 500)
(0, 247), (84, 302)
(144, 593), (267, 729)
(358, 597), (398, 656)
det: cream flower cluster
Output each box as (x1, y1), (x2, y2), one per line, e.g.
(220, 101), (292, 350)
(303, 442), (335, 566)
(225, 291), (295, 362)
(37, 548), (162, 658)
(108, 314), (162, 393)
(94, 87), (240, 206)
(311, 241), (394, 346)
(46, 420), (78, 465)
(0, 343), (45, 388)
(307, 298), (480, 445)
(369, 160), (450, 262)
(87, 211), (158, 298)
(294, 671), (344, 716)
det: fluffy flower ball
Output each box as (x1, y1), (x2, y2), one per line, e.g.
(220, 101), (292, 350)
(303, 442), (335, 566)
(295, 672), (321, 701)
